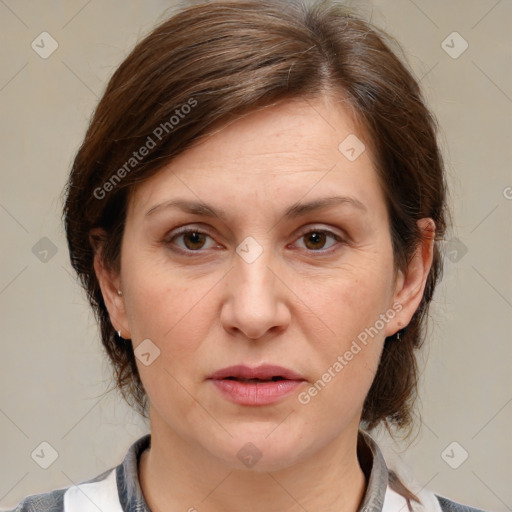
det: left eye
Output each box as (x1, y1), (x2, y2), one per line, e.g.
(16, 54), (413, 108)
(294, 230), (342, 251)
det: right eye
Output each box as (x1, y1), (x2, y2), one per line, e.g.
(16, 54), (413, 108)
(164, 228), (220, 254)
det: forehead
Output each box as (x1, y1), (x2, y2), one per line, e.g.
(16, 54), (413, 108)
(127, 95), (385, 221)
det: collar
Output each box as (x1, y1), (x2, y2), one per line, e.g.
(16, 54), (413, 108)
(357, 429), (390, 512)
(116, 430), (390, 512)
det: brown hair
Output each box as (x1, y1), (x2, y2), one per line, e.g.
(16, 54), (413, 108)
(63, 0), (447, 438)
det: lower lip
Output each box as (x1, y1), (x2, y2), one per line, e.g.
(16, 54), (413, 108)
(210, 379), (304, 405)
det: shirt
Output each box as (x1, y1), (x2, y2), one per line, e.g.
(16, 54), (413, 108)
(4, 430), (486, 512)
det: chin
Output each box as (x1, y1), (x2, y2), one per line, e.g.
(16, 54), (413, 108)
(206, 424), (316, 473)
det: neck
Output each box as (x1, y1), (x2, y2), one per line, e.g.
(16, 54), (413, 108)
(139, 415), (368, 512)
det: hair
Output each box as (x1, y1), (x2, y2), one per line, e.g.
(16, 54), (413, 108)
(63, 0), (447, 447)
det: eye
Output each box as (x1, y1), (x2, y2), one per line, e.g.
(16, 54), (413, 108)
(166, 228), (218, 253)
(294, 229), (344, 252)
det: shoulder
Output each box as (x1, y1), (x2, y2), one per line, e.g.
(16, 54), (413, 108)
(1, 488), (67, 512)
(2, 467), (117, 512)
(435, 494), (489, 512)
(3, 433), (151, 512)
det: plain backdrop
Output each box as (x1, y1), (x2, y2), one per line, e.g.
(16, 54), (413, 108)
(0, 0), (511, 510)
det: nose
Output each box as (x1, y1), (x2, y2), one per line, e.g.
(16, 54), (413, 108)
(220, 247), (291, 341)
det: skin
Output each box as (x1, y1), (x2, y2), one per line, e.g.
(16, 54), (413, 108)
(92, 94), (434, 512)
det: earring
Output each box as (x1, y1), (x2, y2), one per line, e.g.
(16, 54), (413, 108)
(117, 290), (123, 296)
(117, 330), (122, 338)
(396, 328), (405, 340)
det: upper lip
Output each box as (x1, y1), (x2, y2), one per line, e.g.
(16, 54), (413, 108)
(208, 364), (305, 381)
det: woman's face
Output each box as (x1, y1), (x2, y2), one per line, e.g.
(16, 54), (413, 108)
(102, 96), (423, 471)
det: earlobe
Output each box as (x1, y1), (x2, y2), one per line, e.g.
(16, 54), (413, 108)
(386, 218), (436, 337)
(89, 227), (130, 338)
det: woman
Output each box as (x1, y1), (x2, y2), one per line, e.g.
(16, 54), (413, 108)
(8, 0), (487, 511)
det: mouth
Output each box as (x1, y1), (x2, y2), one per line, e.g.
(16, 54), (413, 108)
(208, 364), (305, 382)
(208, 365), (306, 406)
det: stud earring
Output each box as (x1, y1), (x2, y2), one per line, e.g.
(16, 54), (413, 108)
(117, 290), (123, 296)
(396, 328), (406, 340)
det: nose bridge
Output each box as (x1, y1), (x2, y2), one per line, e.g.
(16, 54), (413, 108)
(223, 236), (288, 339)
(234, 237), (277, 309)
(236, 244), (273, 295)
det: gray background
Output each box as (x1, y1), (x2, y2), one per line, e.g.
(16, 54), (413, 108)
(0, 0), (511, 510)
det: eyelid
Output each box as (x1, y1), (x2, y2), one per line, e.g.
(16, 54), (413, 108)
(297, 224), (346, 239)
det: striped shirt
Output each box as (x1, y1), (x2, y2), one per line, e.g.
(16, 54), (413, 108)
(4, 431), (485, 512)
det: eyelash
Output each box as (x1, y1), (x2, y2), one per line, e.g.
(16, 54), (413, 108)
(164, 226), (346, 256)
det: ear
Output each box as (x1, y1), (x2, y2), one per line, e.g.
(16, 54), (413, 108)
(385, 218), (436, 337)
(89, 227), (131, 339)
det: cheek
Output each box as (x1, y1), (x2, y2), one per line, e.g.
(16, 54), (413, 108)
(296, 278), (388, 426)
(307, 257), (394, 343)
(121, 247), (222, 368)
(295, 250), (394, 405)
(122, 261), (219, 420)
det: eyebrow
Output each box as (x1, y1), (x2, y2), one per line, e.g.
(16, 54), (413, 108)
(144, 195), (367, 221)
